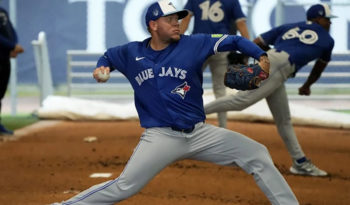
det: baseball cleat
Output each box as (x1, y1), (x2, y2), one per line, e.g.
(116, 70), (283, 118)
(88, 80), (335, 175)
(290, 159), (328, 176)
(0, 124), (13, 135)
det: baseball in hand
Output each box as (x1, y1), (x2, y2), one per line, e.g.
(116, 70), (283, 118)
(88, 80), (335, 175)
(97, 69), (110, 82)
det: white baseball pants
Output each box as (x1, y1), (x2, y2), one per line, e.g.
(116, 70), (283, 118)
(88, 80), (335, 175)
(204, 49), (305, 160)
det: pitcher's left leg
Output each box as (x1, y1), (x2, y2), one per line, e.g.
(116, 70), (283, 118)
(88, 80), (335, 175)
(266, 84), (305, 160)
(188, 124), (299, 205)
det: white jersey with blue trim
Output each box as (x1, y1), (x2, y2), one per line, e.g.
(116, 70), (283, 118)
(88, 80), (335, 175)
(97, 34), (264, 129)
(184, 0), (245, 34)
(260, 21), (334, 71)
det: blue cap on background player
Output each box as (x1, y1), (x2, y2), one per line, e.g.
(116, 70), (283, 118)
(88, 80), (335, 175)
(306, 3), (337, 20)
(145, 0), (189, 27)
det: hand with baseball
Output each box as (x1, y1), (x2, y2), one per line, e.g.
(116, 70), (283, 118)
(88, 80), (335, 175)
(93, 66), (110, 83)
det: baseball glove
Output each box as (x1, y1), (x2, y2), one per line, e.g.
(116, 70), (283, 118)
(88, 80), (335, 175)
(227, 51), (248, 65)
(224, 64), (269, 90)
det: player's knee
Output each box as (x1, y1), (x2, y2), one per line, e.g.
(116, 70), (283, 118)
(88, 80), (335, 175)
(247, 143), (274, 173)
(252, 142), (270, 158)
(114, 178), (143, 199)
(227, 96), (252, 111)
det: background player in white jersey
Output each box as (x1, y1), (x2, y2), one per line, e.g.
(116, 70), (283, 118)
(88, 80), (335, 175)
(205, 3), (336, 177)
(51, 1), (299, 204)
(179, 0), (250, 128)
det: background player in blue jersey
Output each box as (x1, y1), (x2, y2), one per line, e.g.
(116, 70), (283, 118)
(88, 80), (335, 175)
(205, 3), (336, 177)
(179, 0), (250, 128)
(52, 1), (299, 204)
(0, 6), (24, 135)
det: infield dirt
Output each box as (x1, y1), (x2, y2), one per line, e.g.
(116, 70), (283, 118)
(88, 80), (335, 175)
(0, 120), (349, 205)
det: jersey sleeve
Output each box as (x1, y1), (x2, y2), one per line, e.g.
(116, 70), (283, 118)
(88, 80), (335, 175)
(0, 10), (17, 51)
(215, 34), (265, 60)
(185, 34), (217, 58)
(259, 25), (286, 46)
(184, 0), (193, 12)
(0, 34), (16, 51)
(231, 0), (246, 21)
(96, 45), (127, 74)
(320, 38), (334, 62)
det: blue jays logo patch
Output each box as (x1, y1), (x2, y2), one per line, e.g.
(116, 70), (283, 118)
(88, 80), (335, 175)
(171, 82), (191, 99)
(153, 9), (159, 17)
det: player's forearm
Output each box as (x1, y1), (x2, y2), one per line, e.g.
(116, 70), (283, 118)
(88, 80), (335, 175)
(236, 20), (250, 39)
(233, 36), (266, 60)
(302, 60), (327, 87)
(253, 37), (271, 51)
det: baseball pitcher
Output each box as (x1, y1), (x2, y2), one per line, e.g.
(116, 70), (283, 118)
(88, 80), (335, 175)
(52, 1), (298, 204)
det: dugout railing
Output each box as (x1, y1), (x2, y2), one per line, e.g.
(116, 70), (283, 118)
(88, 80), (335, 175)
(66, 50), (350, 101)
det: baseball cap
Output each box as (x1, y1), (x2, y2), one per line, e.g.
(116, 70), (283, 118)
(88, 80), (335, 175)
(306, 3), (337, 20)
(145, 0), (189, 27)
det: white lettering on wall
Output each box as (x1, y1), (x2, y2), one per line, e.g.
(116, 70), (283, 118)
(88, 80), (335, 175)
(68, 0), (349, 52)
(68, 0), (125, 52)
(331, 1), (350, 52)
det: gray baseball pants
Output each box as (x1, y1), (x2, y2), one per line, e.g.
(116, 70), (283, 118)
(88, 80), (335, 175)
(55, 122), (298, 205)
(205, 49), (305, 160)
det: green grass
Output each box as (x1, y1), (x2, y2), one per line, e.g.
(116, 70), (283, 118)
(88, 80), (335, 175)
(334, 110), (350, 114)
(1, 114), (39, 131)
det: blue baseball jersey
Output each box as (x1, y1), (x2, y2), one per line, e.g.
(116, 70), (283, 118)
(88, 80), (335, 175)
(97, 34), (265, 129)
(184, 0), (245, 34)
(259, 21), (334, 71)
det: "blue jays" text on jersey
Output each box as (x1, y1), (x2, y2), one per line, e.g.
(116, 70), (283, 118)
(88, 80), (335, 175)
(97, 34), (265, 129)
